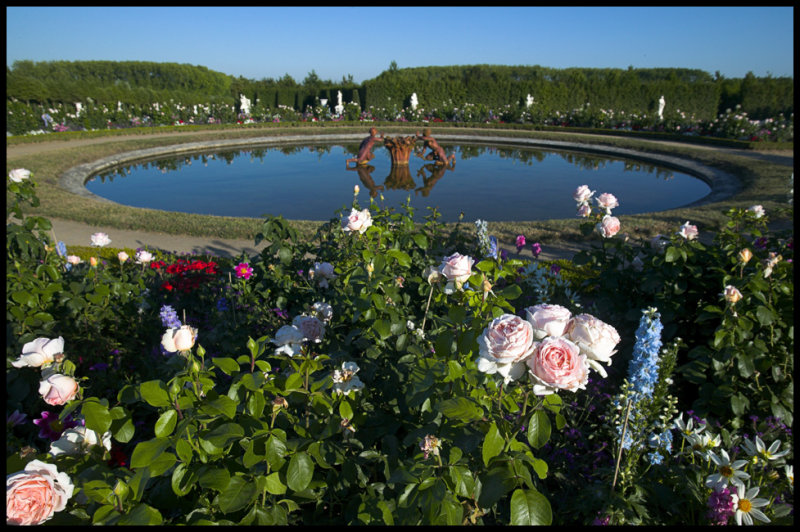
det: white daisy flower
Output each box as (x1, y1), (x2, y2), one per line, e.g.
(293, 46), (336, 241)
(731, 484), (770, 525)
(705, 449), (750, 490)
(741, 435), (790, 463)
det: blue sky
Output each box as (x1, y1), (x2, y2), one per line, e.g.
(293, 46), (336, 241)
(6, 6), (794, 83)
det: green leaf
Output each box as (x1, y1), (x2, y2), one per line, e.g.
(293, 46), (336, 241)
(438, 397), (484, 423)
(218, 475), (258, 514)
(287, 452), (314, 492)
(265, 472), (287, 495)
(82, 399), (112, 434)
(171, 462), (198, 497)
(117, 504), (163, 525)
(200, 394), (236, 419)
(266, 435), (287, 470)
(373, 319), (392, 340)
(284, 372), (304, 392)
(756, 305), (775, 326)
(130, 437), (171, 469)
(665, 246), (681, 263)
(339, 400), (354, 420)
(482, 422), (505, 466)
(154, 410), (178, 438)
(387, 249), (411, 267)
(527, 411), (551, 449)
(475, 259), (495, 272)
(140, 380), (171, 407)
(198, 467), (230, 492)
(212, 357), (241, 376)
(510, 488), (552, 525)
(499, 283), (522, 300)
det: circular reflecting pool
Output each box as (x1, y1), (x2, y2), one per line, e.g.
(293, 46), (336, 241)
(85, 142), (711, 222)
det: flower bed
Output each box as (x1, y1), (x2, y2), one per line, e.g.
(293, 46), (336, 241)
(6, 168), (793, 525)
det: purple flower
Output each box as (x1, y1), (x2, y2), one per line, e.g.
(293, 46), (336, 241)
(89, 362), (110, 371)
(531, 242), (542, 258)
(706, 486), (735, 525)
(32, 411), (81, 441)
(753, 236), (768, 251)
(7, 410), (27, 427)
(550, 264), (561, 275)
(515, 234), (526, 252)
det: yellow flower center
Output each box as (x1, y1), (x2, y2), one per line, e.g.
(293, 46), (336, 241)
(720, 466), (733, 478)
(738, 499), (752, 513)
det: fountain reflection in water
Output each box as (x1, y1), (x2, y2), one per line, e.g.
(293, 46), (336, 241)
(86, 143), (710, 222)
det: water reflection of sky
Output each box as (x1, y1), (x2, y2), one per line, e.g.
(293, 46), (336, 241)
(86, 144), (711, 222)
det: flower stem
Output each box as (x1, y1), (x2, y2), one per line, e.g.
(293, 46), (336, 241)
(612, 397), (633, 492)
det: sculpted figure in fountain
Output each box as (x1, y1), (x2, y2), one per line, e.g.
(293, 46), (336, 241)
(415, 128), (456, 168)
(658, 95), (665, 120)
(346, 127), (385, 167)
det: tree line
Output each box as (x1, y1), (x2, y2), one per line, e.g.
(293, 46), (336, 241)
(6, 60), (793, 120)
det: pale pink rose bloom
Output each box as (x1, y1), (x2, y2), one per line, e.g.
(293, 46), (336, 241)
(49, 425), (112, 456)
(573, 185), (594, 204)
(38, 373), (79, 406)
(12, 336), (64, 368)
(677, 221), (699, 240)
(66, 255), (82, 265)
(6, 460), (74, 525)
(161, 325), (198, 352)
(135, 250), (154, 264)
(342, 208), (373, 234)
(476, 314), (536, 383)
(292, 315), (326, 343)
(525, 304), (572, 339)
(117, 251), (129, 263)
(577, 204), (592, 218)
(596, 215), (621, 238)
(90, 232), (111, 247)
(439, 252), (474, 283)
(566, 314), (621, 369)
(526, 337), (588, 394)
(747, 205), (765, 218)
(723, 285), (743, 304)
(595, 192), (619, 212)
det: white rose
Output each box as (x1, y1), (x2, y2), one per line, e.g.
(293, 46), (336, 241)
(49, 425), (112, 456)
(135, 250), (154, 264)
(12, 336), (65, 368)
(343, 208), (373, 234)
(747, 205), (765, 218)
(161, 325), (198, 352)
(90, 232), (111, 247)
(272, 325), (305, 356)
(676, 221), (699, 241)
(573, 185), (594, 205)
(311, 301), (333, 322)
(439, 252), (474, 283)
(8, 168), (31, 183)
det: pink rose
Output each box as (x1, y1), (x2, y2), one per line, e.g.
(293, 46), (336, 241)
(595, 192), (619, 212)
(596, 215), (621, 238)
(439, 252), (474, 283)
(526, 337), (588, 394)
(38, 373), (79, 406)
(577, 204), (592, 218)
(677, 221), (699, 240)
(66, 255), (81, 265)
(566, 313), (621, 368)
(6, 460), (74, 525)
(342, 208), (373, 234)
(525, 304), (572, 339)
(573, 185), (594, 204)
(292, 315), (326, 343)
(476, 314), (536, 383)
(747, 205), (765, 218)
(12, 336), (64, 368)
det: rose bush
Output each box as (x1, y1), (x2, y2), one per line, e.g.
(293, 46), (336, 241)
(5, 169), (793, 525)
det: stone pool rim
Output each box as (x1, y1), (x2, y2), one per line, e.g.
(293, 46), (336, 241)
(59, 133), (740, 213)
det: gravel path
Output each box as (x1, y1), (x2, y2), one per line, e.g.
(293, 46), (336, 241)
(7, 132), (792, 261)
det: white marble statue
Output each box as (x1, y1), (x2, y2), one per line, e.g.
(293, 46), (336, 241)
(658, 95), (666, 120)
(240, 94), (251, 115)
(117, 101), (123, 112)
(75, 102), (83, 115)
(410, 92), (418, 110)
(526, 94), (534, 108)
(334, 90), (344, 115)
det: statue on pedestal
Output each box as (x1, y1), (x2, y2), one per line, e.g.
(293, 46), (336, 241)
(335, 90), (344, 115)
(415, 128), (456, 168)
(346, 127), (385, 167)
(526, 94), (534, 108)
(658, 95), (665, 120)
(240, 94), (251, 115)
(410, 93), (418, 110)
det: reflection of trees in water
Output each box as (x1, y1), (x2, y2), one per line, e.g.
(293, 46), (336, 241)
(455, 145), (546, 165)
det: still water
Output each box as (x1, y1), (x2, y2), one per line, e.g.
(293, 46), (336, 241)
(86, 143), (711, 222)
